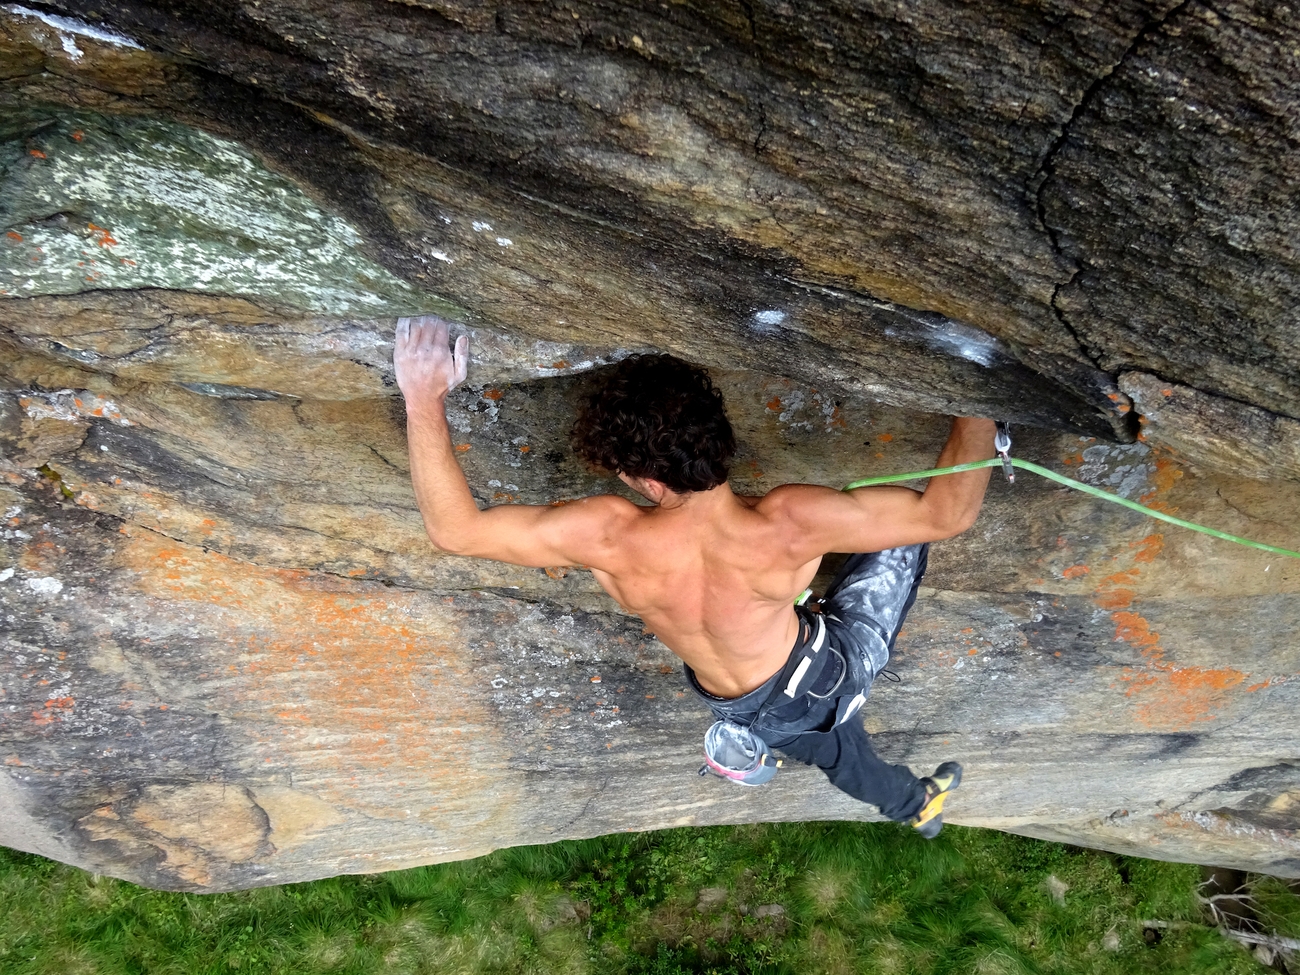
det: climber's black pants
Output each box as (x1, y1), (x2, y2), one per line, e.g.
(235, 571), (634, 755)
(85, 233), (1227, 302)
(687, 546), (930, 822)
(764, 703), (925, 822)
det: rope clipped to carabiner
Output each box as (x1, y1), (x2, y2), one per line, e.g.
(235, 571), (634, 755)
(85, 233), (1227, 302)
(843, 424), (1300, 560)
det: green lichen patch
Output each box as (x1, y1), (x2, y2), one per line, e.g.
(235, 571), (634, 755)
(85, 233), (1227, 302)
(0, 108), (436, 316)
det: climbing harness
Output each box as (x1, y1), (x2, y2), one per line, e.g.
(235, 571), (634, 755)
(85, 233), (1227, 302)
(699, 612), (841, 785)
(844, 425), (1300, 560)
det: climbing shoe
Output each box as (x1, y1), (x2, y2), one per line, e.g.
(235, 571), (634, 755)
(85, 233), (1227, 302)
(910, 762), (962, 839)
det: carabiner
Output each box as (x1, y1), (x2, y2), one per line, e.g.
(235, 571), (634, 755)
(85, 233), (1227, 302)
(994, 421), (1014, 483)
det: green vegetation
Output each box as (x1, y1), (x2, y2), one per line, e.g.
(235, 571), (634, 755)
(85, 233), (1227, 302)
(1, 822), (1293, 974)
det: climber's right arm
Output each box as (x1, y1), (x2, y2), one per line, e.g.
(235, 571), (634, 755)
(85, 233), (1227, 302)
(761, 416), (997, 559)
(396, 316), (631, 569)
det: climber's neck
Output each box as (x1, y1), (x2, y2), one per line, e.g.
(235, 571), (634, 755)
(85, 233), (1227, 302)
(615, 472), (737, 514)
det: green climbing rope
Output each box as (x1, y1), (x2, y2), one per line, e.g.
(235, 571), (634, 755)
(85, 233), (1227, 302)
(843, 457), (1300, 560)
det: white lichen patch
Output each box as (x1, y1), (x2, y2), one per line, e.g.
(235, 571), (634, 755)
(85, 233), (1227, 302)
(3, 4), (144, 59)
(1, 112), (431, 315)
(24, 576), (63, 595)
(749, 309), (787, 334)
(0, 567), (14, 583)
(18, 389), (133, 425)
(885, 312), (1007, 367)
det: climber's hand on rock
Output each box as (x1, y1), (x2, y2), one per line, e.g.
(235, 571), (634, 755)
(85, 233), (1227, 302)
(395, 316), (469, 406)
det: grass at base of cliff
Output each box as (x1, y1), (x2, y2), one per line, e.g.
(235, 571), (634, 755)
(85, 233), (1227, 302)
(1, 822), (1291, 975)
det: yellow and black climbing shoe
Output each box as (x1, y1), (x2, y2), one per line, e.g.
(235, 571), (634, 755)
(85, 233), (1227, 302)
(910, 762), (962, 839)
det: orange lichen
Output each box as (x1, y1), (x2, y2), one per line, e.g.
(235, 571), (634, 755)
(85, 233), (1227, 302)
(1126, 664), (1247, 729)
(454, 443), (471, 452)
(878, 433), (893, 443)
(29, 149), (46, 159)
(1131, 534), (1164, 563)
(1094, 589), (1134, 610)
(1093, 566), (1139, 610)
(1140, 451), (1183, 504)
(71, 129), (84, 141)
(1112, 611), (1160, 650)
(766, 396), (782, 411)
(1110, 608), (1248, 728)
(483, 389), (503, 401)
(5, 231), (22, 242)
(31, 696), (75, 726)
(1100, 568), (1140, 588)
(1093, 530), (1251, 729)
(87, 223), (119, 247)
(119, 530), (520, 824)
(1061, 564), (1089, 579)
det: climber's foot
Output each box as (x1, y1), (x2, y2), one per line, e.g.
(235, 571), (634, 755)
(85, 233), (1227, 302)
(910, 761), (962, 839)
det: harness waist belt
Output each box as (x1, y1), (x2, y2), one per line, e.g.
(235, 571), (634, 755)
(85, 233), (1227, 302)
(684, 608), (842, 722)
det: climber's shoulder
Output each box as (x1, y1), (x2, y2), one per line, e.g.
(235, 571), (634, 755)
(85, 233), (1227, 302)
(749, 482), (846, 522)
(539, 492), (641, 531)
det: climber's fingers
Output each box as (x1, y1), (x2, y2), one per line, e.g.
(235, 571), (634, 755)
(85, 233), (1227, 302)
(452, 334), (470, 389)
(394, 315), (467, 398)
(413, 315), (442, 353)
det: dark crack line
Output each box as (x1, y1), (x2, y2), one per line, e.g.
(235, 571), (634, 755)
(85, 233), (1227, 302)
(738, 0), (758, 46)
(363, 443), (405, 472)
(1214, 489), (1293, 532)
(1047, 278), (1103, 369)
(549, 775), (610, 834)
(1031, 0), (1197, 371)
(731, 0), (767, 158)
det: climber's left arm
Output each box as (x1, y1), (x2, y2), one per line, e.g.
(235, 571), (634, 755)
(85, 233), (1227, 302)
(395, 316), (631, 569)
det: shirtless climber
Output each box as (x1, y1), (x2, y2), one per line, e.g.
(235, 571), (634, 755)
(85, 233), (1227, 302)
(395, 316), (998, 837)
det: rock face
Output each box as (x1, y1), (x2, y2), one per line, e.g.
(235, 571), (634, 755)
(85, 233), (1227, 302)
(1, 1), (1298, 890)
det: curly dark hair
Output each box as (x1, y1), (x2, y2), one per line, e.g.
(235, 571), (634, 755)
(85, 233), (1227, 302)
(572, 354), (736, 493)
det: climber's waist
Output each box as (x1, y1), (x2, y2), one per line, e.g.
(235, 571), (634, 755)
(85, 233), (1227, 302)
(683, 608), (846, 724)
